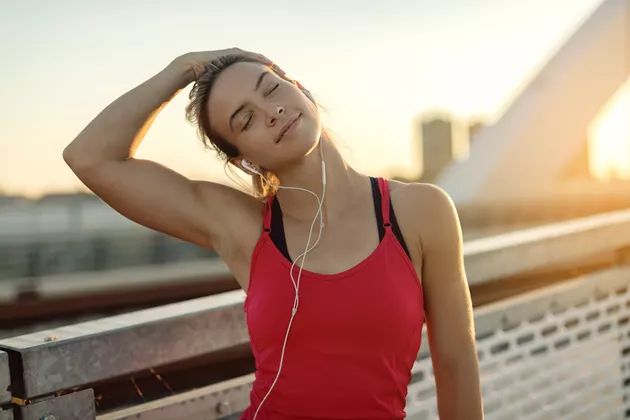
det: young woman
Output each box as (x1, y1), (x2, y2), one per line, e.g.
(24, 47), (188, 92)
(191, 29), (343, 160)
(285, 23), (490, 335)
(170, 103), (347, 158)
(63, 48), (483, 419)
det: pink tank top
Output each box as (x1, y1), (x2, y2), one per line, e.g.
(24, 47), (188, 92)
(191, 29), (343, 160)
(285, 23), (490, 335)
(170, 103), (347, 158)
(241, 177), (425, 419)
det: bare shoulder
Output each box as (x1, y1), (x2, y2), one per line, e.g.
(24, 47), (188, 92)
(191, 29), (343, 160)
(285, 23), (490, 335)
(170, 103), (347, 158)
(387, 180), (459, 254)
(390, 180), (455, 213)
(386, 179), (449, 218)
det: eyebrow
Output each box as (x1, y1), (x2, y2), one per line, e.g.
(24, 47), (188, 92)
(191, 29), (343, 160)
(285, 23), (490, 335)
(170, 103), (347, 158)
(229, 70), (270, 133)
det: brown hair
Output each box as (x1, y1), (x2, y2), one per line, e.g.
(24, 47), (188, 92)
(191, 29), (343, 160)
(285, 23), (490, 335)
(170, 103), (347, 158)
(184, 53), (328, 201)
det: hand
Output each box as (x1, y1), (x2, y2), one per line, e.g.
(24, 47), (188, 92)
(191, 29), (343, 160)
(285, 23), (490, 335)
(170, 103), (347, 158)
(171, 48), (272, 84)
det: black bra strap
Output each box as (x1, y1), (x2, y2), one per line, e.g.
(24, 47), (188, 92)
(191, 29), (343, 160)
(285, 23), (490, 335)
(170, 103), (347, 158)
(270, 176), (411, 263)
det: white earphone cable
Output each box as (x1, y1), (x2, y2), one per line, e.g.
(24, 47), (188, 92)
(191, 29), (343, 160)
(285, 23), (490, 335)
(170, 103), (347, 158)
(250, 136), (326, 419)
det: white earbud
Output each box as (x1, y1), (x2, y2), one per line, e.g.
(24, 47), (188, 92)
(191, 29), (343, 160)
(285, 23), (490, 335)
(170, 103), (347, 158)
(241, 159), (262, 176)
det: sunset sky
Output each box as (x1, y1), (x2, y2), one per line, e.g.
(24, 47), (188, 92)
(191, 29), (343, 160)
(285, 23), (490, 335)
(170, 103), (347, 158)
(2, 0), (624, 199)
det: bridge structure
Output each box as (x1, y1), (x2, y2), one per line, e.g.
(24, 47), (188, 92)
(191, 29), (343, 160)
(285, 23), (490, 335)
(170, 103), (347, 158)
(435, 0), (630, 207)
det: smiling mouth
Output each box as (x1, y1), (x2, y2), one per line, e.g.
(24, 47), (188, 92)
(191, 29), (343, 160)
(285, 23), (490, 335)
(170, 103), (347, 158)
(276, 113), (302, 143)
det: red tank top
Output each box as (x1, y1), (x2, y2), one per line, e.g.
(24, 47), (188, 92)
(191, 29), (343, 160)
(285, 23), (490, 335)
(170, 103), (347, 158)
(241, 177), (425, 419)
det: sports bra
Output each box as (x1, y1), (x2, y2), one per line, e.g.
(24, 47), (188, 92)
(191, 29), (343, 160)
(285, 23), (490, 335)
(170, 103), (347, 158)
(269, 176), (411, 261)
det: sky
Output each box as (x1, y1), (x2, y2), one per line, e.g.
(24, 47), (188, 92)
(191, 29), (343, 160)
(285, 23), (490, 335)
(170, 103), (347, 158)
(0, 0), (614, 198)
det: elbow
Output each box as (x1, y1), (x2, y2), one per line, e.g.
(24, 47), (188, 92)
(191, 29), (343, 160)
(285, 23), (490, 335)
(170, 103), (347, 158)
(62, 146), (78, 167)
(62, 146), (87, 170)
(62, 146), (74, 164)
(62, 144), (105, 172)
(63, 140), (128, 170)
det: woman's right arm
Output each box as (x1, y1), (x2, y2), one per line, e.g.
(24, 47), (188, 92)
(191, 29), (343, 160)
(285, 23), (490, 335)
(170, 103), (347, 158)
(62, 54), (260, 254)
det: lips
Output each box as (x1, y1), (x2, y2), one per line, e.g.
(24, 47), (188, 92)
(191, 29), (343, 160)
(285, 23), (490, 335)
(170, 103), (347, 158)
(275, 113), (301, 143)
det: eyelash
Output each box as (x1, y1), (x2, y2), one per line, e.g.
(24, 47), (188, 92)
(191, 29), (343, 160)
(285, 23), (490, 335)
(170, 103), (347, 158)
(243, 83), (279, 131)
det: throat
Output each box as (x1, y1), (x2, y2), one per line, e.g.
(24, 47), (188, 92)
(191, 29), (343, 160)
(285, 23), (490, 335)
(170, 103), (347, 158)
(277, 175), (372, 226)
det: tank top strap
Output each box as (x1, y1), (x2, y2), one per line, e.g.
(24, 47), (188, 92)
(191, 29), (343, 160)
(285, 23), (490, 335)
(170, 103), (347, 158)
(377, 177), (391, 228)
(262, 195), (273, 232)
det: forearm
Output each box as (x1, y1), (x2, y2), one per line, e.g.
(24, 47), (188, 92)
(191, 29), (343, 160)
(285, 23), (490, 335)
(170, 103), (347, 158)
(435, 362), (484, 420)
(63, 58), (194, 167)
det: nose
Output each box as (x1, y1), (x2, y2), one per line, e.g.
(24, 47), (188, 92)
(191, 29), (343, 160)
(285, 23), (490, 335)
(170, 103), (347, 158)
(266, 105), (284, 126)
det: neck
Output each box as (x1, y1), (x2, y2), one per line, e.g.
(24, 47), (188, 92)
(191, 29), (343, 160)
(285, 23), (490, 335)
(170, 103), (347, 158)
(273, 134), (368, 225)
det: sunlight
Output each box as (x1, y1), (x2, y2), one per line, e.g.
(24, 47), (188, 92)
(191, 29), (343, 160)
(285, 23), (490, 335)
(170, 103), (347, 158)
(588, 77), (630, 181)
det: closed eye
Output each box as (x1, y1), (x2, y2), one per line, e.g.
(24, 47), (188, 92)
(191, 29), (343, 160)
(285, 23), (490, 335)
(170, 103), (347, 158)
(266, 83), (279, 96)
(242, 83), (280, 131)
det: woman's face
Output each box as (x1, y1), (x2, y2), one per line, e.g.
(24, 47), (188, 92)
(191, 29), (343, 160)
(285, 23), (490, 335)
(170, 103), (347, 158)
(206, 61), (321, 171)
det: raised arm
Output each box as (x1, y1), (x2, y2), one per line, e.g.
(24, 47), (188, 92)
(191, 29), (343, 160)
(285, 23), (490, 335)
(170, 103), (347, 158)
(62, 52), (261, 254)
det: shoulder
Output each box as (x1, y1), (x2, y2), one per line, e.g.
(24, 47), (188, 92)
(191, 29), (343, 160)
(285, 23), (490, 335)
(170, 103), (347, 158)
(386, 179), (461, 254)
(387, 179), (454, 216)
(194, 180), (266, 256)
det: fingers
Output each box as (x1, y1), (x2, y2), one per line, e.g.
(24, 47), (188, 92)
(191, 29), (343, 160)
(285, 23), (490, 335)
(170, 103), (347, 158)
(235, 47), (272, 65)
(253, 52), (273, 65)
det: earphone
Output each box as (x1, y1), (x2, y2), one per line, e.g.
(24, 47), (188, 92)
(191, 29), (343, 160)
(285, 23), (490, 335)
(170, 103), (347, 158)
(241, 159), (264, 176)
(242, 128), (327, 420)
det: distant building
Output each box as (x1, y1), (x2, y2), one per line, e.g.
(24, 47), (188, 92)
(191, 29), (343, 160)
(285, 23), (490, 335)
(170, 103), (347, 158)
(468, 119), (485, 140)
(414, 112), (471, 183)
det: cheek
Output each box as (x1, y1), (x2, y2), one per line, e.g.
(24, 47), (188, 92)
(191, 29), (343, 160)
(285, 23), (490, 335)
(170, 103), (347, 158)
(239, 131), (267, 153)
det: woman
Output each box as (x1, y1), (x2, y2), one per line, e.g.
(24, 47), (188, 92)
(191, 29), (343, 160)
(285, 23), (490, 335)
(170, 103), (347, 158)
(63, 48), (483, 419)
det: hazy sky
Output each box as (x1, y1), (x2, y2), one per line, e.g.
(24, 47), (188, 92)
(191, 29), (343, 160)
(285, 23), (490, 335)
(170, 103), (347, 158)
(0, 0), (607, 198)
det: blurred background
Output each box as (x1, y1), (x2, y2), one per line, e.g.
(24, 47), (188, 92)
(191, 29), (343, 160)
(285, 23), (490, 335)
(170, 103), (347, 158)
(1, 0), (630, 418)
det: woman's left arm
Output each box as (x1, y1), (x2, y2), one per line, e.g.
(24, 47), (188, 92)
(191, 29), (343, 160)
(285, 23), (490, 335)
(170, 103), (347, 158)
(414, 184), (484, 420)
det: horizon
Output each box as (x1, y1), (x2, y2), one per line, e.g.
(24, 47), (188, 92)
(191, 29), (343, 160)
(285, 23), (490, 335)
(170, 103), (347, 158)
(2, 0), (628, 200)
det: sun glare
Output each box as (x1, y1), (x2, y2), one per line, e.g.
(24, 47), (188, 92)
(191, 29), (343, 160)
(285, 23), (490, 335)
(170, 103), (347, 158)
(588, 77), (630, 181)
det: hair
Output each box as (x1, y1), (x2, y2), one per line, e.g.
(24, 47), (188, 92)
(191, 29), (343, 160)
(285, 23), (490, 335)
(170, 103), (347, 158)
(184, 53), (330, 201)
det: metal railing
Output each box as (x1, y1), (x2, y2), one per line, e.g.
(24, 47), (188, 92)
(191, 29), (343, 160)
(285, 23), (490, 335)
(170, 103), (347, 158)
(2, 208), (630, 419)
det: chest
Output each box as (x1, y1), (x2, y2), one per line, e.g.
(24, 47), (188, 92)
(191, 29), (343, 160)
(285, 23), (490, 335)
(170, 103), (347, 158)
(281, 212), (384, 275)
(245, 241), (424, 354)
(223, 187), (424, 293)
